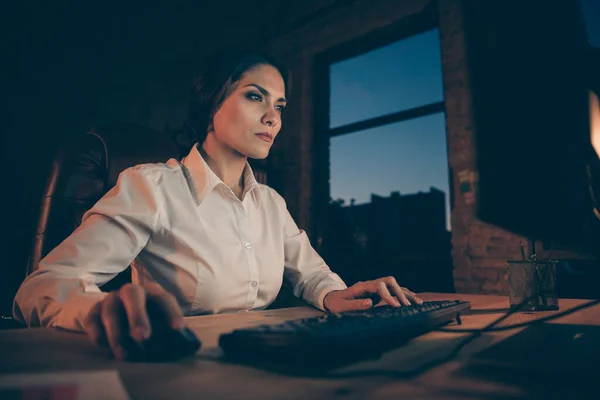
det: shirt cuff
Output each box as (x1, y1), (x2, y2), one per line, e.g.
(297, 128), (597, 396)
(52, 291), (108, 333)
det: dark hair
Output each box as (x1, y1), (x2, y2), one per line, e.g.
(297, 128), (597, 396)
(187, 46), (291, 144)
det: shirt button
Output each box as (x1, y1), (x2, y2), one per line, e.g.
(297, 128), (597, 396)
(244, 242), (252, 250)
(250, 281), (258, 288)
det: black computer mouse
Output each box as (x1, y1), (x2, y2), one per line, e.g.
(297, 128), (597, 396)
(138, 301), (201, 362)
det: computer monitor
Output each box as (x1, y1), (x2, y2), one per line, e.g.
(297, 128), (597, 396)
(462, 0), (600, 258)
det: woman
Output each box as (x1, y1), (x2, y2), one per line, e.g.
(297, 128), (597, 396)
(14, 46), (422, 360)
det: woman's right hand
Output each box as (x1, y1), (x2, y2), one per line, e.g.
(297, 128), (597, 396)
(83, 282), (184, 360)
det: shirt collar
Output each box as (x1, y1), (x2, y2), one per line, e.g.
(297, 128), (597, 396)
(181, 143), (259, 205)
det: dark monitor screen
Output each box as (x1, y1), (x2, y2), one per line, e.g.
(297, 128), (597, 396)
(463, 0), (600, 257)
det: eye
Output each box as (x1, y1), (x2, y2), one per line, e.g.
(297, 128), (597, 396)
(275, 104), (286, 113)
(246, 92), (262, 102)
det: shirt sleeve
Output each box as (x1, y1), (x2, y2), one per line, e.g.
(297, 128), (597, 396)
(274, 192), (347, 311)
(13, 167), (161, 332)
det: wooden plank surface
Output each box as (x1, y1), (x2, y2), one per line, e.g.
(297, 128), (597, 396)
(1, 293), (598, 399)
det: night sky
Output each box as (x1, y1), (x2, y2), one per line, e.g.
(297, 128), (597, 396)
(329, 29), (449, 227)
(329, 0), (599, 230)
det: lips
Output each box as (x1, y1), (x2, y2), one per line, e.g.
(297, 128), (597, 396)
(255, 132), (273, 143)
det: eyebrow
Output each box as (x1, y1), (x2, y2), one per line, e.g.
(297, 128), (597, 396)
(244, 83), (286, 103)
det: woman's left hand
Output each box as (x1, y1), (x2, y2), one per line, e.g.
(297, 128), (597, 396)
(322, 276), (423, 313)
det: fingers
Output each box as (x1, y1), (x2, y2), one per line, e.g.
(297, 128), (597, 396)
(119, 284), (151, 342)
(344, 278), (422, 309)
(404, 288), (424, 305)
(100, 292), (129, 360)
(384, 277), (411, 306)
(371, 277), (423, 307)
(145, 284), (185, 331)
(332, 298), (373, 313)
(84, 301), (107, 346)
(84, 283), (185, 361)
(324, 278), (423, 313)
(344, 281), (370, 299)
(377, 281), (401, 307)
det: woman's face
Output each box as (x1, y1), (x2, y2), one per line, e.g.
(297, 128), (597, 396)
(210, 64), (286, 159)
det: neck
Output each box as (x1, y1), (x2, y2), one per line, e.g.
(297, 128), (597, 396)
(200, 134), (247, 191)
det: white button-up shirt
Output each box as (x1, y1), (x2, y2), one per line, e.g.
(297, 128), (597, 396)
(13, 144), (347, 332)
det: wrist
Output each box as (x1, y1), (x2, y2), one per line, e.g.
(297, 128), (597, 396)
(55, 291), (108, 332)
(323, 290), (340, 313)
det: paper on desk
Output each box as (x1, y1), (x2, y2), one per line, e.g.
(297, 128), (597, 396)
(0, 370), (130, 400)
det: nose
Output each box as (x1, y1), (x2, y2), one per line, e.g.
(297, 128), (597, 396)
(262, 107), (280, 128)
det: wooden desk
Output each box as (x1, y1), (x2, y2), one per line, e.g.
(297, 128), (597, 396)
(1, 293), (599, 399)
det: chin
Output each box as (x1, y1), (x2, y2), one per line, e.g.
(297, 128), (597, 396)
(244, 143), (272, 160)
(247, 150), (269, 160)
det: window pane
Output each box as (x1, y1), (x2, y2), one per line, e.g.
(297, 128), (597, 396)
(330, 112), (450, 230)
(330, 29), (443, 129)
(580, 0), (600, 48)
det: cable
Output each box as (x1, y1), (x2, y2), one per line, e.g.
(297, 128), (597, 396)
(372, 261), (596, 376)
(436, 299), (599, 333)
(207, 292), (598, 381)
(437, 255), (597, 334)
(317, 263), (595, 379)
(208, 260), (596, 380)
(425, 263), (567, 362)
(307, 295), (598, 380)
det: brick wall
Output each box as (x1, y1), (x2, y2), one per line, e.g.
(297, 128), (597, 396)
(266, 0), (527, 295)
(438, 0), (528, 295)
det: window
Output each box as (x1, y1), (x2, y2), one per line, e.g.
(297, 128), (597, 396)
(321, 28), (454, 292)
(329, 28), (450, 229)
(579, 0), (600, 49)
(330, 113), (450, 229)
(330, 29), (443, 129)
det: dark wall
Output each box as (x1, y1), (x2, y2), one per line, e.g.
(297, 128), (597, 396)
(3, 0), (341, 317)
(6, 2), (213, 316)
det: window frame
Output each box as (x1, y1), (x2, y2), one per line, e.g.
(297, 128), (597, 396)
(312, 10), (447, 245)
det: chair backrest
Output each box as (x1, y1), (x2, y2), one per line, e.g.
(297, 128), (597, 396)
(28, 122), (181, 291)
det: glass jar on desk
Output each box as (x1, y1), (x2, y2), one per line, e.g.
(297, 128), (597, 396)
(507, 259), (559, 311)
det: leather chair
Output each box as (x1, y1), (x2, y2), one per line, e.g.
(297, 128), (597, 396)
(28, 122), (181, 292)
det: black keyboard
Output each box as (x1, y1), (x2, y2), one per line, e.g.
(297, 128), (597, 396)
(219, 300), (471, 368)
